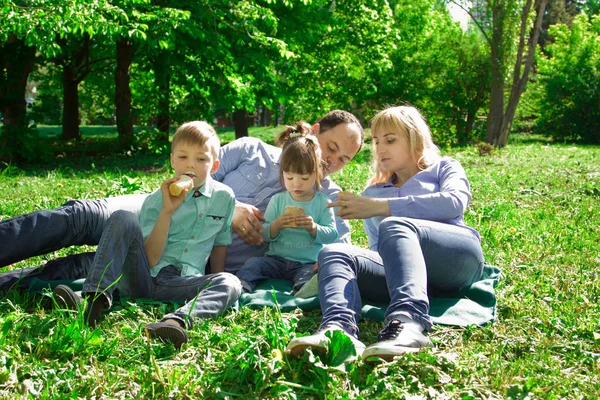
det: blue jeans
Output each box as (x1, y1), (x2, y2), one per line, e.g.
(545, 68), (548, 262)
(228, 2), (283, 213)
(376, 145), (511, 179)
(237, 255), (315, 292)
(318, 217), (484, 337)
(0, 194), (147, 269)
(81, 210), (241, 328)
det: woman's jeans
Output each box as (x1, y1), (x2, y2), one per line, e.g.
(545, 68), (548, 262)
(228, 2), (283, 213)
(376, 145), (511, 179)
(317, 217), (484, 337)
(79, 210), (241, 328)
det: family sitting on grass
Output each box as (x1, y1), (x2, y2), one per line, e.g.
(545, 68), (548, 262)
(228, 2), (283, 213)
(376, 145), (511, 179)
(0, 106), (485, 361)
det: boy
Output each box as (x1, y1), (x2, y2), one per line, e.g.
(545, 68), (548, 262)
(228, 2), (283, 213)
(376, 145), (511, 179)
(53, 121), (241, 349)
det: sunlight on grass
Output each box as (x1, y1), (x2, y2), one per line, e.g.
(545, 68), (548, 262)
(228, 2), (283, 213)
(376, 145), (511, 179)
(0, 132), (599, 397)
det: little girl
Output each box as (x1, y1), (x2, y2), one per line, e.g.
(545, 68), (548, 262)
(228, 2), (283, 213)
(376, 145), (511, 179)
(236, 123), (338, 293)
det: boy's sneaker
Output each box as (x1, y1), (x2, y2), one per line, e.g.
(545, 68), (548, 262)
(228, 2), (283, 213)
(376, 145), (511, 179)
(286, 326), (365, 358)
(294, 274), (319, 298)
(53, 284), (83, 311)
(144, 320), (189, 350)
(362, 319), (432, 362)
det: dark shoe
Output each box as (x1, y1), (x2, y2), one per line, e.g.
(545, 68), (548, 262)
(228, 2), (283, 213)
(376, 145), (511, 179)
(83, 295), (106, 328)
(53, 284), (83, 310)
(362, 319), (432, 362)
(145, 321), (189, 350)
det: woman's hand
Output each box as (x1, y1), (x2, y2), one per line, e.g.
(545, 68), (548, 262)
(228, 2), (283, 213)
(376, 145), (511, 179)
(232, 203), (265, 245)
(160, 177), (188, 214)
(328, 193), (391, 220)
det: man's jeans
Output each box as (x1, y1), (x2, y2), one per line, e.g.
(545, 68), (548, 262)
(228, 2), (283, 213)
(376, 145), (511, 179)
(317, 217), (484, 338)
(237, 255), (315, 292)
(0, 194), (148, 269)
(0, 195), (147, 291)
(81, 210), (241, 328)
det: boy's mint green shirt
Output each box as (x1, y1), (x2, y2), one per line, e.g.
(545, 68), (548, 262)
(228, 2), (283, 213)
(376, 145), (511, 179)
(262, 191), (338, 264)
(139, 178), (235, 277)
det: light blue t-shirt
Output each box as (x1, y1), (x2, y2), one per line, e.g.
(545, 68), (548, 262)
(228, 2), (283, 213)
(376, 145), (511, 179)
(362, 157), (480, 251)
(139, 178), (235, 277)
(262, 191), (338, 264)
(213, 137), (350, 272)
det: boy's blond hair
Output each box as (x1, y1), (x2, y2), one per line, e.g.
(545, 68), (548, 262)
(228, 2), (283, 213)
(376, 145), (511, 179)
(368, 106), (440, 186)
(171, 121), (220, 158)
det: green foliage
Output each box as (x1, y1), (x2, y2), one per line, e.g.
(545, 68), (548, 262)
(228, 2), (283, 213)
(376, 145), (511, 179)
(535, 14), (600, 143)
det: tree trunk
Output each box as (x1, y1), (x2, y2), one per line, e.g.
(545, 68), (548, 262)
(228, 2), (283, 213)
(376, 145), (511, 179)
(485, 3), (505, 145)
(154, 52), (170, 142)
(485, 0), (548, 146)
(62, 64), (81, 141)
(0, 35), (36, 131)
(497, 0), (548, 146)
(233, 109), (249, 139)
(57, 34), (91, 141)
(115, 38), (134, 148)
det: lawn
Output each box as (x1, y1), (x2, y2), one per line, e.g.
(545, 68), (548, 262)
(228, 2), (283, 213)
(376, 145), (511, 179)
(0, 128), (599, 398)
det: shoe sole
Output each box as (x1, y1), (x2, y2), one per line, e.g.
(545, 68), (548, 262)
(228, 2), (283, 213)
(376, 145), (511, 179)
(145, 325), (188, 350)
(362, 344), (426, 362)
(53, 285), (81, 311)
(286, 339), (327, 356)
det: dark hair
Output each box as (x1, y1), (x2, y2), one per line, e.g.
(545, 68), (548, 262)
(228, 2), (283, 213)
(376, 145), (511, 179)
(275, 122), (323, 190)
(317, 110), (364, 151)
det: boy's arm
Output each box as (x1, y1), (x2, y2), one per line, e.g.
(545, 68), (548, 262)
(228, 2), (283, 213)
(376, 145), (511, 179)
(209, 246), (227, 273)
(144, 178), (188, 267)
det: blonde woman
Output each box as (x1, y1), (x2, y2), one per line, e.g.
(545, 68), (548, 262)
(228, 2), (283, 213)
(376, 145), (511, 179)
(287, 106), (485, 361)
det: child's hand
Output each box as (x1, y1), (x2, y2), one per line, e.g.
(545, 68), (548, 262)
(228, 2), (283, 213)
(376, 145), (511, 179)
(160, 177), (188, 214)
(293, 214), (316, 232)
(273, 212), (296, 229)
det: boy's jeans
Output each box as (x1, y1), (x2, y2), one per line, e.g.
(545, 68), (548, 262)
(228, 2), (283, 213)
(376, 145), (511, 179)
(0, 194), (148, 269)
(237, 255), (315, 292)
(82, 210), (241, 328)
(317, 217), (484, 338)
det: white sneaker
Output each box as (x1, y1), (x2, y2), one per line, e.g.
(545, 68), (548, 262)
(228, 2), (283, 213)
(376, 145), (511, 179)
(362, 319), (432, 362)
(286, 326), (366, 358)
(294, 274), (319, 298)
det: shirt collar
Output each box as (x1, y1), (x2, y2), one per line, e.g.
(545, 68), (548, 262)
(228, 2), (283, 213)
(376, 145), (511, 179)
(187, 177), (214, 198)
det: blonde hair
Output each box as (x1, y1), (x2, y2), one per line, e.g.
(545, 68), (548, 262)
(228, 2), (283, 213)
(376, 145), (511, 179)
(275, 122), (323, 190)
(171, 121), (220, 158)
(368, 106), (440, 186)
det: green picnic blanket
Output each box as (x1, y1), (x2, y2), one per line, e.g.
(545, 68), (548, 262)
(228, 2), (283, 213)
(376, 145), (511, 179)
(28, 263), (501, 327)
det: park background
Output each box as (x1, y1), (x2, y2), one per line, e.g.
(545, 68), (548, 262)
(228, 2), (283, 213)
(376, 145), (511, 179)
(0, 0), (599, 398)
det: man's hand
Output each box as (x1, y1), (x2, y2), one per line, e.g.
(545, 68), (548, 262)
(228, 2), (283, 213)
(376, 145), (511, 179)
(232, 203), (265, 245)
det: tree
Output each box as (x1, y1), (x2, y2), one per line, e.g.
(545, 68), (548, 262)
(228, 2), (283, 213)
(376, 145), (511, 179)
(536, 14), (600, 143)
(451, 0), (548, 146)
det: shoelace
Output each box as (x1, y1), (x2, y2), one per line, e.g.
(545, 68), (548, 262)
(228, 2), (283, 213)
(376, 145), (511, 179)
(377, 320), (404, 341)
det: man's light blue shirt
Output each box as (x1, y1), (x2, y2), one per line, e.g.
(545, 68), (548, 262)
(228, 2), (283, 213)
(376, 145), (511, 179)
(362, 157), (480, 251)
(213, 137), (351, 272)
(262, 191), (338, 264)
(140, 178), (235, 277)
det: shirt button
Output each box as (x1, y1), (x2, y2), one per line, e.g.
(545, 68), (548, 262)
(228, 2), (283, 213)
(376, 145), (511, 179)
(191, 235), (195, 239)
(246, 174), (250, 178)
(198, 213), (203, 218)
(184, 248), (188, 253)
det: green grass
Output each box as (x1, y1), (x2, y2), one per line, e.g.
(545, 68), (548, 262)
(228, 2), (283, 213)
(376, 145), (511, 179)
(0, 130), (599, 398)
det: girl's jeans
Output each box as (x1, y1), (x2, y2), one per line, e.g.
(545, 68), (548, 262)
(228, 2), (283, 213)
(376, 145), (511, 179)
(237, 255), (315, 292)
(82, 210), (241, 329)
(317, 217), (484, 337)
